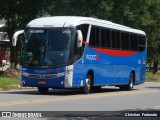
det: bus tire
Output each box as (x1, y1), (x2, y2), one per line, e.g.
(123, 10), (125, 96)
(80, 75), (91, 94)
(38, 87), (49, 94)
(119, 73), (134, 91)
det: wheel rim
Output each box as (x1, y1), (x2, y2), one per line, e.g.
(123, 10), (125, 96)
(130, 75), (134, 88)
(85, 77), (91, 93)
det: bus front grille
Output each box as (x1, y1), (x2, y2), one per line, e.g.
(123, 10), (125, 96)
(28, 74), (59, 79)
(22, 71), (66, 79)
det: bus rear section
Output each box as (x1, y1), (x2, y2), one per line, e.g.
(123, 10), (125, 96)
(82, 25), (146, 91)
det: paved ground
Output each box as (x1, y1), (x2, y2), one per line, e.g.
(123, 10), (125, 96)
(0, 82), (160, 111)
(0, 82), (160, 119)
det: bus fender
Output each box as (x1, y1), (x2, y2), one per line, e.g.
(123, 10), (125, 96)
(129, 69), (135, 83)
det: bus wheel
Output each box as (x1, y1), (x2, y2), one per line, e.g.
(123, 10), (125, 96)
(119, 73), (134, 91)
(81, 75), (91, 94)
(38, 87), (49, 94)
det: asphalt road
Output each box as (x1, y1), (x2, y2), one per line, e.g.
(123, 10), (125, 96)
(0, 82), (160, 119)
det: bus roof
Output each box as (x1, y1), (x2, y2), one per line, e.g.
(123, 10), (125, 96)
(27, 16), (146, 35)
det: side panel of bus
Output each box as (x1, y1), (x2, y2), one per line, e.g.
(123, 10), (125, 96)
(72, 44), (146, 87)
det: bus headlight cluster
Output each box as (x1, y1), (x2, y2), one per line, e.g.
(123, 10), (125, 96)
(56, 72), (65, 77)
(65, 68), (74, 75)
(57, 68), (74, 77)
(22, 71), (29, 77)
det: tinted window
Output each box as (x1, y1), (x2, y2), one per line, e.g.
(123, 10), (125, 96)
(89, 26), (100, 47)
(116, 31), (121, 49)
(130, 34), (134, 51)
(101, 28), (106, 48)
(134, 35), (138, 51)
(138, 35), (146, 52)
(111, 31), (116, 49)
(106, 29), (111, 48)
(130, 34), (138, 51)
(77, 24), (89, 41)
(121, 32), (126, 50)
(126, 33), (130, 50)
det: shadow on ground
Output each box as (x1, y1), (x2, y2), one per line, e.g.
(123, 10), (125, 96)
(145, 86), (160, 89)
(0, 87), (139, 96)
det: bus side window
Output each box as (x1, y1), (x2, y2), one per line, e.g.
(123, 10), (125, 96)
(121, 32), (126, 50)
(89, 26), (100, 48)
(73, 34), (80, 61)
(100, 28), (111, 48)
(116, 31), (121, 49)
(134, 35), (138, 51)
(106, 29), (111, 48)
(130, 34), (134, 51)
(77, 24), (89, 46)
(111, 30), (116, 49)
(89, 27), (96, 47)
(73, 24), (89, 61)
(126, 33), (130, 50)
(101, 28), (106, 48)
(138, 35), (146, 52)
(77, 24), (89, 49)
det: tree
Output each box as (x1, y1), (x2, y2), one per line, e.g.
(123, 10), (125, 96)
(0, 0), (50, 68)
(1, 0), (160, 70)
(47, 0), (113, 19)
(109, 0), (160, 70)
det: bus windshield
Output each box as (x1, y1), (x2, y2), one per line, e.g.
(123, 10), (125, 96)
(21, 28), (76, 67)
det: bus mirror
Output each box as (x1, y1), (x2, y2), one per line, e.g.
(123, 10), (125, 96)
(12, 30), (24, 46)
(77, 30), (83, 48)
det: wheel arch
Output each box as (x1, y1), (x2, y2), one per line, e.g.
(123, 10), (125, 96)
(84, 69), (94, 87)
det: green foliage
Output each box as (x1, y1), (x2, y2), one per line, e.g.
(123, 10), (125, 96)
(0, 0), (51, 66)
(110, 0), (151, 28)
(0, 77), (19, 90)
(47, 0), (112, 18)
(146, 72), (160, 82)
(0, 0), (48, 39)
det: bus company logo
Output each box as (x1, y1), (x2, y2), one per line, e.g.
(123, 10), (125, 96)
(86, 54), (100, 61)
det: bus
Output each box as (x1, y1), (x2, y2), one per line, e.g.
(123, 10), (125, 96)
(12, 16), (147, 94)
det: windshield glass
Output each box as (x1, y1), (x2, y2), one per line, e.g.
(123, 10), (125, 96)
(21, 28), (75, 67)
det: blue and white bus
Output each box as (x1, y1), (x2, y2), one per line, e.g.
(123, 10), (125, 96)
(12, 16), (147, 94)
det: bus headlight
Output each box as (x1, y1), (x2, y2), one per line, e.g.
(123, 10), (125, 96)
(65, 68), (74, 75)
(22, 71), (29, 77)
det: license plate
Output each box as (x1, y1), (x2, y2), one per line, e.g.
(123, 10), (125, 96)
(38, 80), (47, 84)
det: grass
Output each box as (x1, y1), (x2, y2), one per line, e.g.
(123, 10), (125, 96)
(0, 77), (19, 90)
(146, 72), (160, 82)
